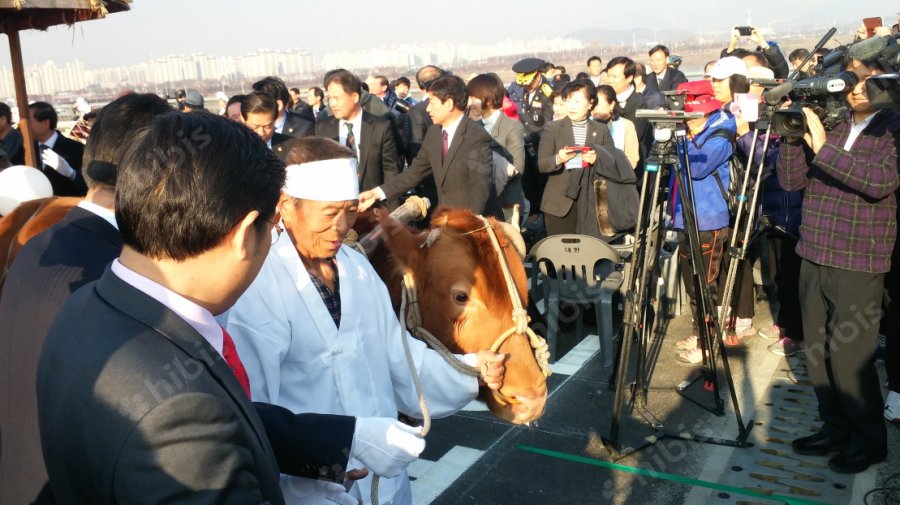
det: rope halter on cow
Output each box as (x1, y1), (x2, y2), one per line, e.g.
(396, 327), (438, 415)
(400, 215), (552, 407)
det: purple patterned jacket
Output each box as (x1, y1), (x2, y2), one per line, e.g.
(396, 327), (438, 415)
(777, 109), (900, 273)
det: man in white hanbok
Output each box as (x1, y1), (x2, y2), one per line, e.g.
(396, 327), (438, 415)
(222, 138), (507, 505)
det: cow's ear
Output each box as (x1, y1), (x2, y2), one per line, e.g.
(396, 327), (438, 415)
(379, 216), (426, 268)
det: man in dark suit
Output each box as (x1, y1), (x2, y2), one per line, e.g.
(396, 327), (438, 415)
(241, 92), (293, 161)
(646, 44), (688, 93)
(606, 56), (654, 172)
(405, 66), (443, 206)
(33, 113), (393, 504)
(359, 75), (499, 217)
(316, 70), (400, 196)
(0, 94), (173, 505)
(253, 76), (314, 138)
(289, 87), (316, 122)
(28, 102), (86, 196)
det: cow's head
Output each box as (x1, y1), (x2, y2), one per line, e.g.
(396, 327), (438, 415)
(379, 207), (547, 424)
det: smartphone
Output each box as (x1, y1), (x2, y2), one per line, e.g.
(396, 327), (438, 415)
(736, 26), (753, 36)
(863, 17), (882, 38)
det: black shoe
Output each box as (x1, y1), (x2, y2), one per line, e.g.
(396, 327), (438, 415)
(791, 433), (849, 456)
(828, 446), (887, 474)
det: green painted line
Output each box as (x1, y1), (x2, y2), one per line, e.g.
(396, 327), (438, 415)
(517, 444), (830, 505)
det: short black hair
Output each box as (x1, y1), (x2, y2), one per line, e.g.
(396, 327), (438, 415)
(252, 76), (290, 108)
(226, 94), (247, 111)
(290, 87), (300, 95)
(575, 72), (589, 80)
(789, 48), (810, 62)
(648, 44), (670, 57)
(28, 102), (58, 130)
(539, 62), (554, 74)
(587, 56), (602, 66)
(116, 113), (285, 261)
(0, 102), (11, 124)
(393, 76), (411, 88)
(562, 79), (598, 109)
(466, 74), (505, 111)
(633, 62), (647, 79)
(308, 87), (324, 101)
(325, 70), (362, 96)
(595, 85), (624, 121)
(284, 136), (355, 166)
(728, 74), (751, 95)
(606, 56), (636, 78)
(415, 65), (445, 91)
(374, 76), (389, 88)
(83, 93), (173, 189)
(554, 65), (567, 73)
(241, 92), (278, 120)
(428, 75), (467, 111)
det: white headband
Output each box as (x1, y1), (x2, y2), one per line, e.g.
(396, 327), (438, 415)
(283, 158), (360, 202)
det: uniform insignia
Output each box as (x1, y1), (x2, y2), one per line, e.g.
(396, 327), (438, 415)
(541, 83), (553, 97)
(532, 102), (542, 108)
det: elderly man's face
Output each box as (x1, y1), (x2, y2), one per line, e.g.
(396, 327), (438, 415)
(649, 50), (667, 75)
(606, 64), (632, 95)
(280, 197), (358, 259)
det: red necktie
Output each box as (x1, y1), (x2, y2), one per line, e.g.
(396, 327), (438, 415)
(441, 130), (449, 163)
(221, 327), (251, 399)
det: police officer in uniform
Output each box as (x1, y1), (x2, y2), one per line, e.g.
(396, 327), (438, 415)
(511, 58), (554, 214)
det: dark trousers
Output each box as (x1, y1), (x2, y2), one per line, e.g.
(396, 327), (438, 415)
(799, 259), (887, 450)
(882, 243), (900, 391)
(522, 149), (547, 213)
(767, 231), (804, 340)
(544, 206), (577, 237)
(679, 228), (728, 335)
(718, 243), (755, 320)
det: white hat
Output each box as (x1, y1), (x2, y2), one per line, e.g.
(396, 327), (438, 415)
(747, 66), (775, 81)
(215, 91), (229, 102)
(709, 57), (748, 80)
(283, 158), (359, 202)
(0, 165), (53, 216)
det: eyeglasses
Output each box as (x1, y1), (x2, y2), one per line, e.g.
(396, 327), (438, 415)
(264, 217), (283, 246)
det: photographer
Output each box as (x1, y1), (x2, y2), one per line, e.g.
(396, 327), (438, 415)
(777, 45), (899, 474)
(670, 80), (736, 365)
(723, 26), (790, 79)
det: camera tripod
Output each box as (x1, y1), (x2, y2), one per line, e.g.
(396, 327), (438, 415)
(604, 113), (753, 458)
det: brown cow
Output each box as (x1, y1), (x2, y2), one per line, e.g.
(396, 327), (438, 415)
(366, 207), (548, 424)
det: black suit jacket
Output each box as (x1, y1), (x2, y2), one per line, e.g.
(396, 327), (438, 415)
(315, 111), (400, 192)
(281, 111), (315, 139)
(36, 267), (356, 504)
(381, 116), (500, 216)
(271, 132), (293, 161)
(620, 91), (653, 166)
(406, 100), (432, 164)
(291, 101), (316, 123)
(38, 133), (87, 196)
(646, 68), (688, 93)
(0, 206), (121, 505)
(537, 118), (614, 217)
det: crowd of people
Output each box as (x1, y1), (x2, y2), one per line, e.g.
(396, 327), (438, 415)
(0, 20), (898, 504)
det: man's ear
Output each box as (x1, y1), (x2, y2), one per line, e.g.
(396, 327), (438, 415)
(231, 210), (261, 259)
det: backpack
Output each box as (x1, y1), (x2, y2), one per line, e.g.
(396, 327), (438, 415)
(699, 129), (747, 217)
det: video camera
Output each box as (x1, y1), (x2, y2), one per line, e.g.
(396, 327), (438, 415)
(867, 74), (900, 109)
(770, 47), (857, 136)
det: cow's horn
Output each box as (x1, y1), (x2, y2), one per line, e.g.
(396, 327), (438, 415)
(497, 221), (526, 259)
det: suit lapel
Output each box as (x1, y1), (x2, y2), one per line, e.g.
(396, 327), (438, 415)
(585, 120), (602, 147)
(94, 269), (273, 459)
(440, 117), (467, 185)
(64, 207), (122, 249)
(561, 118), (576, 147)
(358, 113), (374, 182)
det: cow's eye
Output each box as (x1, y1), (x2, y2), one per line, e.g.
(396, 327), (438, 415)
(452, 290), (469, 304)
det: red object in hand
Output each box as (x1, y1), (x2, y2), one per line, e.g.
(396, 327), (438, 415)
(501, 96), (520, 121)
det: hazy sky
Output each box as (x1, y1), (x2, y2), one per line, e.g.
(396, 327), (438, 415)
(1, 0), (896, 69)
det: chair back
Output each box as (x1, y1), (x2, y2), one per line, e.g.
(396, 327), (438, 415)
(528, 234), (624, 304)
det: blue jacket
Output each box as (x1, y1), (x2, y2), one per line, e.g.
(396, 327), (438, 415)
(670, 110), (736, 231)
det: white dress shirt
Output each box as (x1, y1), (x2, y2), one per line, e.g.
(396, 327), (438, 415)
(843, 110), (879, 151)
(76, 200), (118, 230)
(442, 112), (465, 150)
(111, 259), (224, 356)
(339, 108), (364, 162)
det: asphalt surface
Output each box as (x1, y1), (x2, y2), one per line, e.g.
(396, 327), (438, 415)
(406, 296), (899, 505)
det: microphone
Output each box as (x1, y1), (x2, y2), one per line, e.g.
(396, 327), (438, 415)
(765, 81), (794, 105)
(848, 35), (890, 63)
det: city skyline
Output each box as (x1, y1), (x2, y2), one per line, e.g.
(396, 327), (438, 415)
(1, 0), (895, 70)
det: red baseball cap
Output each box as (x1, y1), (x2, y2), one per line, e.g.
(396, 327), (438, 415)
(677, 80), (723, 115)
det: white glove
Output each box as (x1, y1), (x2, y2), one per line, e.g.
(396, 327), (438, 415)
(350, 417), (424, 478)
(41, 148), (76, 180)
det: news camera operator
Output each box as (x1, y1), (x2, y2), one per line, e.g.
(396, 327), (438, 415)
(776, 37), (900, 474)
